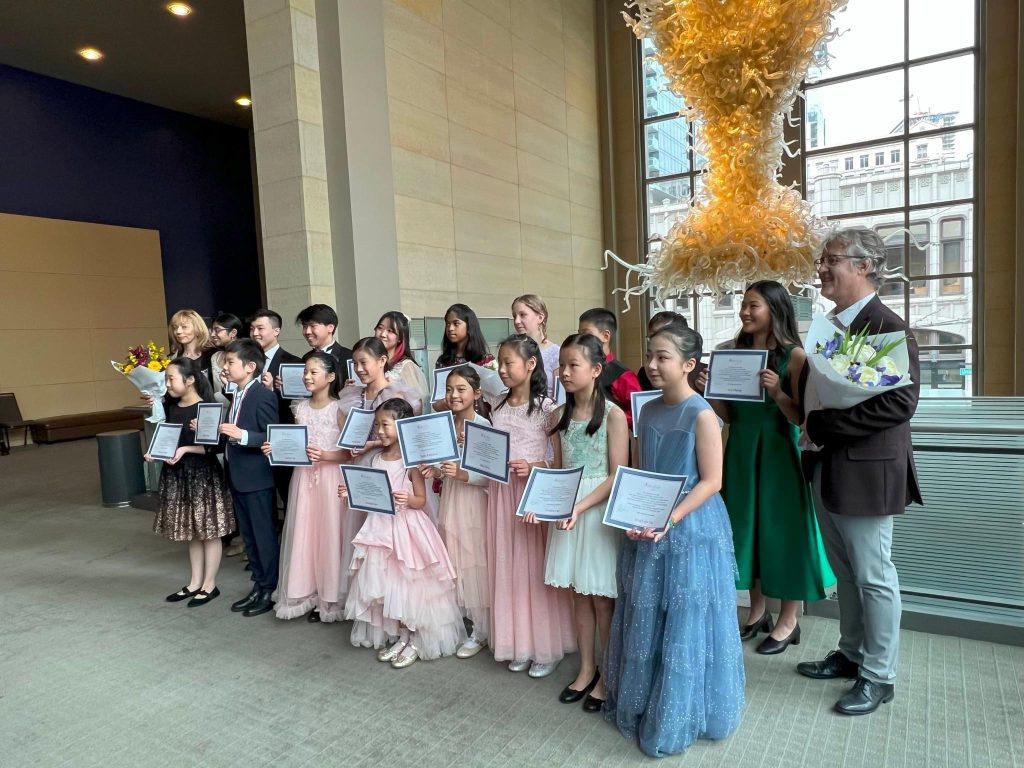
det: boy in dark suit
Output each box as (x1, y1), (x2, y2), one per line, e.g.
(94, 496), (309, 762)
(297, 304), (352, 371)
(219, 338), (280, 617)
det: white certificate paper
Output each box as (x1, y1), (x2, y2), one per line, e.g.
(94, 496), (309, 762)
(630, 390), (663, 438)
(602, 466), (688, 532)
(347, 358), (365, 388)
(337, 407), (376, 450)
(432, 366), (457, 401)
(341, 465), (395, 515)
(396, 411), (460, 468)
(461, 419), (511, 484)
(434, 364), (507, 400)
(705, 349), (768, 402)
(267, 424), (312, 466)
(279, 363), (310, 400)
(515, 466), (585, 521)
(553, 377), (567, 406)
(147, 422), (183, 461)
(194, 403), (224, 445)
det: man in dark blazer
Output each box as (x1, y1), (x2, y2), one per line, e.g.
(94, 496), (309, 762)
(796, 226), (922, 716)
(297, 304), (352, 374)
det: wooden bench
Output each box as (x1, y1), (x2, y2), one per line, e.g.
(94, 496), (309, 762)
(30, 409), (145, 444)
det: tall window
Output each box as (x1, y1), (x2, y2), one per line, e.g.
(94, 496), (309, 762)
(802, 0), (977, 396)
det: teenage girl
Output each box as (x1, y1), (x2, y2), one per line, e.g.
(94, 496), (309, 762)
(375, 310), (429, 405)
(511, 294), (559, 397)
(432, 303), (496, 411)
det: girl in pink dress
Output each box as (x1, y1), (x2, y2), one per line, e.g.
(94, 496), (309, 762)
(487, 334), (576, 678)
(263, 352), (346, 622)
(421, 365), (491, 659)
(340, 398), (466, 668)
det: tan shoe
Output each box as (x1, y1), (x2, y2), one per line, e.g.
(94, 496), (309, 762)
(391, 646), (419, 669)
(224, 542), (245, 557)
(377, 641), (406, 663)
(456, 637), (487, 659)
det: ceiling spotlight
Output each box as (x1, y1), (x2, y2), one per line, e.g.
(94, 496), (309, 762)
(235, 96), (252, 107)
(166, 3), (193, 16)
(78, 47), (104, 61)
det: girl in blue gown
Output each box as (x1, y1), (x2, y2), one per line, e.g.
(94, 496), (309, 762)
(603, 324), (745, 758)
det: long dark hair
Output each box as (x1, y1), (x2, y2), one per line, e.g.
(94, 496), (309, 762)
(495, 333), (547, 415)
(446, 364), (491, 420)
(550, 333), (607, 437)
(376, 310), (415, 365)
(351, 336), (391, 373)
(305, 351), (342, 399)
(437, 303), (490, 367)
(734, 280), (801, 374)
(164, 356), (214, 406)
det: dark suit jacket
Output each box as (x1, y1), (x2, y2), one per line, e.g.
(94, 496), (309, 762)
(799, 295), (923, 516)
(264, 346), (302, 424)
(225, 382), (278, 493)
(303, 341), (352, 378)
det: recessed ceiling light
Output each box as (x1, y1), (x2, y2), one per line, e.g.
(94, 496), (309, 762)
(78, 47), (104, 61)
(166, 3), (193, 16)
(235, 96), (252, 107)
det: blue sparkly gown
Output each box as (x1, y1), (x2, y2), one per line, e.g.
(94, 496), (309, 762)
(603, 395), (745, 758)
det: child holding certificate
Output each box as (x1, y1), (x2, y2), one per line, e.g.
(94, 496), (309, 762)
(486, 334), (575, 679)
(709, 281), (834, 654)
(420, 365), (492, 659)
(541, 334), (629, 711)
(148, 357), (234, 607)
(261, 352), (347, 623)
(603, 325), (744, 758)
(431, 303), (496, 411)
(341, 398), (466, 668)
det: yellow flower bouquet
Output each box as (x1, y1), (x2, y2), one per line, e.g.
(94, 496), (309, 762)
(111, 342), (172, 423)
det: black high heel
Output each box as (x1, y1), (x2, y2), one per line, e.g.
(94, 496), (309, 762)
(756, 624), (801, 655)
(739, 608), (773, 640)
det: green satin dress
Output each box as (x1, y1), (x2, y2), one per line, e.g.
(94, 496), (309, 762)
(720, 346), (835, 600)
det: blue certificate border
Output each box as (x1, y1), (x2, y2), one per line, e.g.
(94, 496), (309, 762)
(341, 465), (395, 515)
(147, 422), (183, 461)
(602, 466), (688, 532)
(432, 365), (458, 400)
(461, 419), (511, 484)
(515, 466), (584, 521)
(279, 363), (311, 400)
(193, 402), (224, 445)
(336, 407), (375, 450)
(630, 390), (662, 438)
(266, 424), (313, 467)
(705, 349), (769, 402)
(396, 411), (460, 468)
(346, 359), (365, 388)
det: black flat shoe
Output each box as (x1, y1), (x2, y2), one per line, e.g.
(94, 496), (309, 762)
(797, 650), (859, 680)
(231, 586), (260, 612)
(306, 609), (321, 623)
(582, 693), (605, 713)
(756, 624), (801, 655)
(558, 669), (600, 703)
(834, 678), (895, 716)
(166, 586), (200, 603)
(187, 587), (220, 607)
(739, 608), (773, 640)
(242, 592), (275, 617)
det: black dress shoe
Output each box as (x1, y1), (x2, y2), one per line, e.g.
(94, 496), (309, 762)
(231, 586), (260, 612)
(756, 624), (801, 655)
(242, 592), (275, 617)
(187, 587), (220, 607)
(797, 650), (859, 680)
(739, 609), (773, 640)
(582, 693), (605, 713)
(834, 678), (895, 716)
(306, 609), (321, 623)
(559, 670), (599, 703)
(166, 586), (200, 603)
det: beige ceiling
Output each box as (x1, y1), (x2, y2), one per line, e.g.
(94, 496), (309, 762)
(0, 0), (252, 129)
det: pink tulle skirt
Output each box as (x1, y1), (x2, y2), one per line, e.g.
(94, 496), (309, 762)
(438, 479), (491, 633)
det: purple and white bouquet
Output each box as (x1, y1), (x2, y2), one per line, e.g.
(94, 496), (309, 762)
(804, 315), (913, 409)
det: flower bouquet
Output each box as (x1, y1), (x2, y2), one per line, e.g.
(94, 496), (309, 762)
(804, 315), (913, 409)
(111, 342), (172, 423)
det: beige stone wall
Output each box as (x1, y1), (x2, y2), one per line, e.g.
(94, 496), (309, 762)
(382, 0), (606, 343)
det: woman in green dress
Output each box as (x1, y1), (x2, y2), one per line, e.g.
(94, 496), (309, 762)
(707, 280), (835, 655)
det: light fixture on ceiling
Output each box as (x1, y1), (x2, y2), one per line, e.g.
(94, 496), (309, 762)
(77, 47), (104, 61)
(166, 3), (193, 16)
(235, 96), (252, 107)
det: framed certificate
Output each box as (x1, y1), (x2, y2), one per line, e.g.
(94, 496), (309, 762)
(432, 365), (457, 401)
(553, 377), (567, 407)
(347, 358), (365, 387)
(515, 466), (584, 521)
(147, 422), (183, 461)
(630, 390), (662, 438)
(461, 419), (511, 484)
(279, 363), (310, 400)
(705, 349), (768, 402)
(602, 466), (688, 532)
(341, 465), (395, 515)
(337, 407), (375, 450)
(194, 403), (224, 445)
(396, 411), (460, 468)
(266, 424), (313, 467)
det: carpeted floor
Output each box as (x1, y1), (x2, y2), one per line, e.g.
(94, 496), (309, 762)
(1, 440), (1022, 768)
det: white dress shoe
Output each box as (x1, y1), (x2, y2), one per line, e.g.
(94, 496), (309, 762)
(508, 659), (531, 672)
(456, 637), (487, 659)
(377, 641), (406, 663)
(528, 661), (559, 678)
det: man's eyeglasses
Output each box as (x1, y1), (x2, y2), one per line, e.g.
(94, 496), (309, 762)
(813, 253), (857, 268)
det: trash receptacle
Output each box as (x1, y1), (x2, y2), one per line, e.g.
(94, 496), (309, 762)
(97, 429), (147, 507)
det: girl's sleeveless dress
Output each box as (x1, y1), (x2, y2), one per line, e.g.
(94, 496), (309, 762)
(603, 395), (745, 758)
(437, 412), (492, 633)
(274, 399), (345, 620)
(543, 405), (621, 597)
(344, 451), (467, 659)
(486, 397), (576, 665)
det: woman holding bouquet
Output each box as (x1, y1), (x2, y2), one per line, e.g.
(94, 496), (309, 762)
(707, 280), (834, 655)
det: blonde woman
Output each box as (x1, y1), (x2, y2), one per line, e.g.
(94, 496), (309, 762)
(167, 309), (211, 361)
(511, 294), (560, 397)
